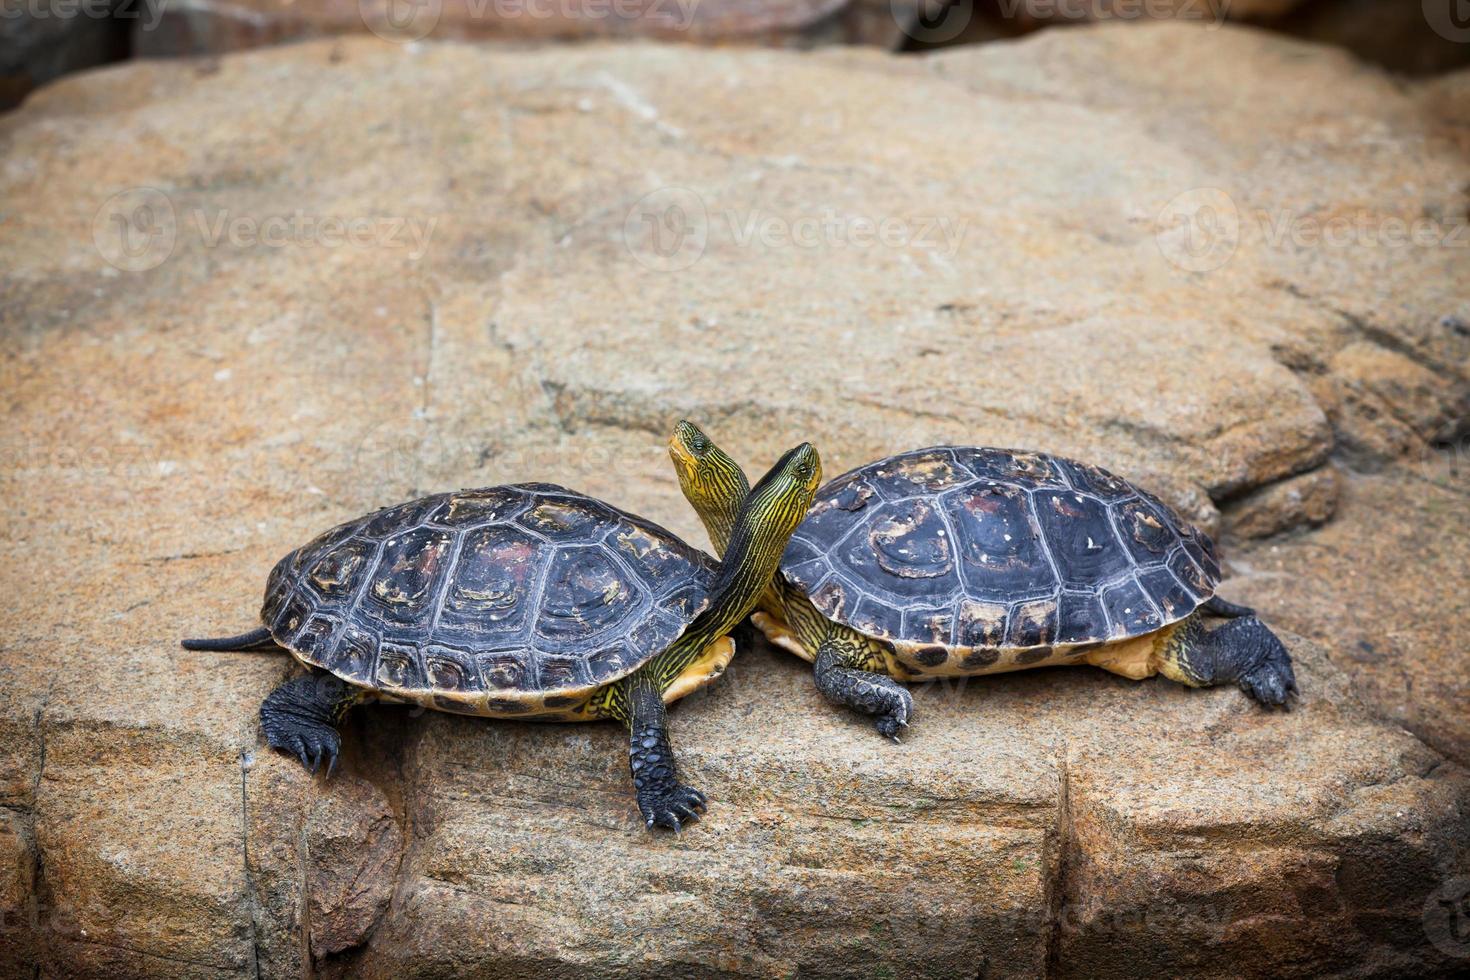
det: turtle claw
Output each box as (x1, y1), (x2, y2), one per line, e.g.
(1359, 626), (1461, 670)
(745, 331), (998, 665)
(261, 675), (350, 778)
(1238, 647), (1298, 708)
(1194, 616), (1299, 710)
(813, 647), (914, 742)
(273, 727), (340, 777)
(638, 783), (707, 833)
(875, 713), (908, 742)
(873, 686), (913, 742)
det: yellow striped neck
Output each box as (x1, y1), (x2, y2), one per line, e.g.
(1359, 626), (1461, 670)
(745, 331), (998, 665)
(683, 453), (749, 556)
(653, 472), (803, 684)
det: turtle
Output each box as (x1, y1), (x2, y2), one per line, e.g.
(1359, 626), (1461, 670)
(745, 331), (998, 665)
(182, 441), (822, 830)
(669, 421), (1297, 740)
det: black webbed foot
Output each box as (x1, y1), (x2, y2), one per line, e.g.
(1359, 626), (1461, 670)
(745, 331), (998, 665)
(636, 782), (707, 832)
(1237, 643), (1299, 707)
(624, 677), (705, 832)
(260, 674), (354, 777)
(1195, 616), (1299, 709)
(281, 727), (341, 777)
(814, 645), (913, 741)
(873, 684), (913, 742)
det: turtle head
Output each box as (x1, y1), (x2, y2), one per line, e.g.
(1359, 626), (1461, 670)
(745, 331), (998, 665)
(669, 420), (750, 554)
(741, 442), (822, 544)
(706, 441), (821, 600)
(678, 440), (822, 661)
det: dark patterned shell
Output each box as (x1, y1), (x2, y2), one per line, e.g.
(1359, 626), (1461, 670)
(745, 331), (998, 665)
(260, 484), (716, 712)
(780, 448), (1221, 650)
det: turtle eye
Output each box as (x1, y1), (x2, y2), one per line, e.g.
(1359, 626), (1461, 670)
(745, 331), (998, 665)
(690, 435), (709, 453)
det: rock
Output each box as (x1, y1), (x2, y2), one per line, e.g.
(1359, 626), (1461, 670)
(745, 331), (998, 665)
(133, 0), (854, 57)
(1318, 340), (1468, 465)
(1222, 465), (1337, 539)
(1, 23), (1468, 978)
(982, 0), (1305, 33)
(0, 807), (37, 977)
(1228, 455), (1470, 769)
(244, 760), (402, 967)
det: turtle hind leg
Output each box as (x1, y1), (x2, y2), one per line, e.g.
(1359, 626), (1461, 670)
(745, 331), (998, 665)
(1157, 613), (1299, 708)
(182, 627), (277, 651)
(260, 674), (360, 777)
(813, 635), (913, 742)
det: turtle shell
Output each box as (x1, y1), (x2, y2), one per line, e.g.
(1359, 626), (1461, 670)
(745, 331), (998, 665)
(259, 484), (716, 715)
(780, 447), (1220, 652)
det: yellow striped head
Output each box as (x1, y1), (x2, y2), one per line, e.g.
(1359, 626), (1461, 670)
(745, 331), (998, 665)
(670, 420), (750, 551)
(752, 442), (823, 536)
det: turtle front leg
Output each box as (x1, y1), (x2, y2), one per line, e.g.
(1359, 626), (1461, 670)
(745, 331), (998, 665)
(621, 675), (706, 832)
(813, 642), (913, 742)
(1157, 613), (1299, 707)
(260, 673), (360, 776)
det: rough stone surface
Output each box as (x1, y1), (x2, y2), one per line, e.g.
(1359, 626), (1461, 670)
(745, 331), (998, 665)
(1229, 456), (1470, 771)
(1, 23), (1468, 978)
(1222, 465), (1338, 539)
(133, 0), (853, 56)
(129, 0), (1354, 57)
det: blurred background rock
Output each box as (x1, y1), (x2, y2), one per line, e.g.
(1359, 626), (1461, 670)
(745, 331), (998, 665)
(6, 0), (1470, 110)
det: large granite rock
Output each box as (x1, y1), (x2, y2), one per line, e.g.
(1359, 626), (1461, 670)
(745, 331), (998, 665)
(1, 22), (1468, 978)
(126, 0), (1413, 58)
(133, 0), (854, 55)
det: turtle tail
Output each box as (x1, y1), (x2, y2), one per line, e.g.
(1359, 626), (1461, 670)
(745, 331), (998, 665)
(181, 627), (279, 652)
(1202, 595), (1255, 618)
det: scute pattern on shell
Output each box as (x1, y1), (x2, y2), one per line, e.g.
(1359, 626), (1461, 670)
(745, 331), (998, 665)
(782, 448), (1221, 649)
(261, 485), (716, 706)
